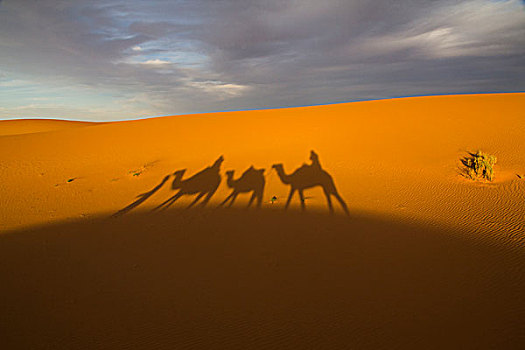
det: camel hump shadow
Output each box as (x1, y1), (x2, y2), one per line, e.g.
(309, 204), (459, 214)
(220, 166), (265, 209)
(272, 150), (349, 215)
(155, 156), (224, 211)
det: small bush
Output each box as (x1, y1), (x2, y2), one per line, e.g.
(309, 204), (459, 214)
(461, 151), (497, 181)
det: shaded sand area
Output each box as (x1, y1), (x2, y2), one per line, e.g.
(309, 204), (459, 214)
(1, 94), (524, 348)
(1, 210), (524, 349)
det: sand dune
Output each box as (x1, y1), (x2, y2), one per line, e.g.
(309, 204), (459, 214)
(0, 93), (523, 240)
(0, 119), (95, 136)
(1, 93), (524, 349)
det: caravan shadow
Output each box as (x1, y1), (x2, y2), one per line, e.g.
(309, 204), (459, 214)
(154, 156), (224, 211)
(219, 166), (265, 209)
(272, 150), (349, 215)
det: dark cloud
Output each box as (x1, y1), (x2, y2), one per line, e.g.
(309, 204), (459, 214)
(0, 0), (524, 120)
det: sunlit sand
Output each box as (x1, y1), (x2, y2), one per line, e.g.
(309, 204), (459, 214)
(1, 93), (524, 349)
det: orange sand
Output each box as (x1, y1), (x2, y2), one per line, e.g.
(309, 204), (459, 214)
(0, 119), (95, 136)
(0, 94), (524, 349)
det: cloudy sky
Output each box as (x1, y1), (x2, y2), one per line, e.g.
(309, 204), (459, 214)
(1, 0), (524, 121)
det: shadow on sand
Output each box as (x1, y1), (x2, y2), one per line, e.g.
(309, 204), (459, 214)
(1, 208), (524, 349)
(154, 156), (224, 211)
(272, 150), (349, 215)
(111, 175), (171, 218)
(219, 166), (265, 209)
(113, 150), (349, 217)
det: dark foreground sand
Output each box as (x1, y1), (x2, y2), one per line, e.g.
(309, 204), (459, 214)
(1, 209), (524, 349)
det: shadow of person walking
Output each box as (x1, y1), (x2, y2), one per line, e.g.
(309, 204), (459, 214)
(112, 175), (171, 217)
(219, 166), (265, 209)
(272, 150), (349, 215)
(154, 156), (224, 211)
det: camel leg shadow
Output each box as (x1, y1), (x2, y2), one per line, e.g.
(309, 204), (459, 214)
(247, 191), (264, 209)
(198, 187), (219, 208)
(187, 192), (206, 209)
(256, 192), (263, 208)
(333, 191), (350, 216)
(153, 191), (183, 212)
(247, 193), (255, 208)
(299, 190), (306, 211)
(219, 192), (238, 208)
(324, 188), (350, 216)
(112, 175), (170, 217)
(323, 188), (334, 214)
(284, 188), (307, 212)
(285, 188), (296, 210)
(247, 192), (259, 209)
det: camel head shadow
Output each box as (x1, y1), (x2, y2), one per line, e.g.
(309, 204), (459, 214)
(219, 166), (265, 209)
(171, 169), (186, 190)
(155, 156), (224, 211)
(272, 150), (349, 215)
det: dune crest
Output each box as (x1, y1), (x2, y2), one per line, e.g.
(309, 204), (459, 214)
(0, 119), (96, 136)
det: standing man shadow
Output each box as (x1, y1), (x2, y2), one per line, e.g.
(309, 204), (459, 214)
(154, 156), (224, 211)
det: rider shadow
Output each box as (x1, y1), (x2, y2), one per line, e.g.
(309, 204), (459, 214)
(272, 150), (350, 215)
(219, 166), (265, 209)
(112, 175), (171, 218)
(154, 156), (224, 211)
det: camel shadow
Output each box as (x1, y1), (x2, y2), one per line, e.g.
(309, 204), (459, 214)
(154, 156), (224, 211)
(219, 166), (265, 209)
(112, 175), (171, 218)
(272, 150), (349, 215)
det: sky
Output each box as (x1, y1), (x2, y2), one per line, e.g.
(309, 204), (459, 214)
(0, 0), (524, 121)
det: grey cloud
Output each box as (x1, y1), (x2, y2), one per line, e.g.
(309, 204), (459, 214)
(0, 0), (524, 121)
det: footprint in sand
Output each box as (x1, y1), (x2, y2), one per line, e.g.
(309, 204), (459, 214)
(128, 161), (159, 178)
(55, 177), (78, 187)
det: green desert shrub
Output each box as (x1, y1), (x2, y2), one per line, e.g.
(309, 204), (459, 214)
(462, 151), (497, 181)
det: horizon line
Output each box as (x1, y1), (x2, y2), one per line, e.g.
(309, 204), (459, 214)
(2, 91), (524, 123)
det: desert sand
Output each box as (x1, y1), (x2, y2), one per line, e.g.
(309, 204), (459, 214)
(0, 119), (95, 136)
(1, 93), (524, 349)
